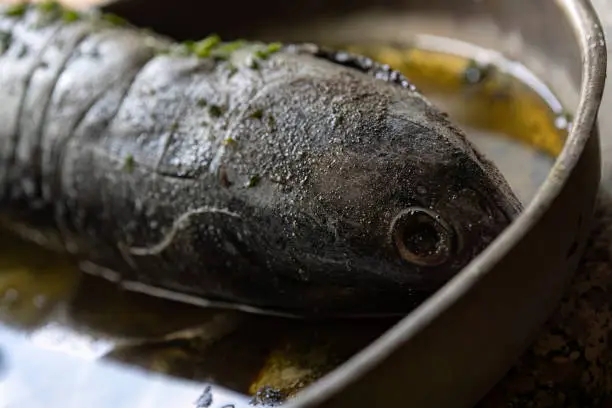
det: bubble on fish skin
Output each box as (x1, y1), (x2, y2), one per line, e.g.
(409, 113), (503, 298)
(1, 288), (19, 304)
(29, 294), (46, 310)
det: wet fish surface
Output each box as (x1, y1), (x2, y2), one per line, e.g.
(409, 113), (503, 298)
(0, 2), (522, 317)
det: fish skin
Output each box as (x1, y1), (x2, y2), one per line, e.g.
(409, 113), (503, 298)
(0, 3), (522, 318)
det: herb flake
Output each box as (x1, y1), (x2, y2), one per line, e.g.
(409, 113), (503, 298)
(209, 105), (223, 117)
(254, 42), (282, 60)
(223, 137), (237, 146)
(5, 2), (27, 17)
(246, 174), (261, 188)
(249, 109), (263, 120)
(192, 34), (221, 58)
(123, 155), (135, 173)
(102, 12), (128, 26)
(62, 9), (79, 23)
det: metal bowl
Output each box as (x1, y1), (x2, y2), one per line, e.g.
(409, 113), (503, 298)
(48, 0), (609, 406)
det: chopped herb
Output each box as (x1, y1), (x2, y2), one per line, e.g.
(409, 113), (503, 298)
(249, 109), (263, 120)
(170, 121), (179, 132)
(0, 31), (11, 55)
(192, 34), (221, 58)
(254, 42), (282, 60)
(197, 98), (208, 108)
(209, 105), (223, 117)
(62, 9), (79, 22)
(5, 2), (27, 17)
(248, 57), (259, 69)
(267, 114), (275, 128)
(216, 40), (245, 53)
(37, 1), (60, 13)
(246, 174), (261, 188)
(227, 63), (238, 77)
(213, 40), (245, 60)
(123, 155), (135, 173)
(182, 39), (195, 49)
(102, 12), (128, 26)
(223, 137), (237, 146)
(266, 42), (282, 53)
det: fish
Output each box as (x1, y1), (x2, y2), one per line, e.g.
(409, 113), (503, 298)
(0, 2), (523, 318)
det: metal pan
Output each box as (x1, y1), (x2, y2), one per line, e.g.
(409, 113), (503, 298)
(9, 0), (605, 407)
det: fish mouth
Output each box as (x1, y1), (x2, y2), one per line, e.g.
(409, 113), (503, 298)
(482, 189), (523, 226)
(443, 187), (521, 264)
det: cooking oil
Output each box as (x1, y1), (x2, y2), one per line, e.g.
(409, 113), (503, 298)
(342, 36), (568, 204)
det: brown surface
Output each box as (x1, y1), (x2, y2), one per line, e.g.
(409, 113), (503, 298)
(479, 193), (612, 407)
(477, 1), (612, 406)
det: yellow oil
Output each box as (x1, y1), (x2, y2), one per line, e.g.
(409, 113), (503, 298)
(0, 39), (570, 405)
(343, 42), (570, 158)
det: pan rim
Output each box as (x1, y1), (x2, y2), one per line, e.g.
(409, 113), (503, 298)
(286, 0), (608, 406)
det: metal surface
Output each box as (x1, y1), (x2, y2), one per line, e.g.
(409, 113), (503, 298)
(0, 0), (605, 407)
(96, 0), (607, 406)
(282, 1), (606, 407)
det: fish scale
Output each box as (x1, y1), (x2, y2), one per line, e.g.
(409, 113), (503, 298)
(0, 2), (522, 318)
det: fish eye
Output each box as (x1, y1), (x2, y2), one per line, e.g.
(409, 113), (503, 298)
(390, 207), (455, 267)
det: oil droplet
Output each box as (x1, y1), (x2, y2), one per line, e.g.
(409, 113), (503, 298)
(554, 114), (572, 131)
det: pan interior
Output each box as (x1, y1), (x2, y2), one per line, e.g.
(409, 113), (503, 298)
(0, 8), (575, 407)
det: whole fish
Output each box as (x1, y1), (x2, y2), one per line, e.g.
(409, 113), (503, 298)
(0, 2), (522, 318)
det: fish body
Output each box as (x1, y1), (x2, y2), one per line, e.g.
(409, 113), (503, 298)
(0, 3), (522, 317)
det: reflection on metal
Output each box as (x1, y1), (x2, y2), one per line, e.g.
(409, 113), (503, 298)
(0, 325), (253, 408)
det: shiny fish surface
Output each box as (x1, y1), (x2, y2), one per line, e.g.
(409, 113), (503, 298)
(0, 2), (522, 317)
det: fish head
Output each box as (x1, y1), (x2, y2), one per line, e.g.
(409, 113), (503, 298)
(299, 88), (524, 316)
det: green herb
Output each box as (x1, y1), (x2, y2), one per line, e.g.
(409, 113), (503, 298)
(209, 105), (223, 117)
(249, 109), (263, 120)
(102, 12), (128, 26)
(267, 114), (275, 128)
(5, 2), (27, 17)
(217, 40), (245, 53)
(170, 121), (179, 132)
(255, 42), (282, 60)
(227, 63), (238, 77)
(197, 98), (207, 108)
(248, 57), (259, 70)
(210, 40), (245, 61)
(192, 34), (221, 58)
(223, 137), (237, 146)
(0, 31), (11, 55)
(266, 42), (282, 54)
(37, 1), (60, 13)
(123, 155), (135, 173)
(246, 174), (261, 188)
(62, 9), (79, 22)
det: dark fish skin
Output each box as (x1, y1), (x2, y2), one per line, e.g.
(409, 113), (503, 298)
(0, 3), (523, 318)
